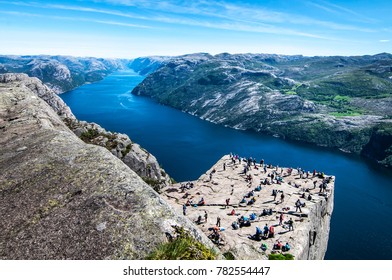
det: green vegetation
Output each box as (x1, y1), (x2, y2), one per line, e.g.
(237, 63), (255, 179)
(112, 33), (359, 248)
(142, 177), (165, 192)
(121, 143), (132, 158)
(147, 227), (217, 260)
(80, 128), (99, 142)
(223, 251), (235, 260)
(268, 253), (295, 260)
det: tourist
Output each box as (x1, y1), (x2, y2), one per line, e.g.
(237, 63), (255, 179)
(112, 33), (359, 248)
(223, 162), (226, 171)
(274, 240), (283, 250)
(288, 218), (294, 231)
(198, 197), (205, 206)
(263, 224), (269, 238)
(183, 204), (187, 216)
(226, 198), (230, 208)
(230, 208), (236, 216)
(295, 199), (302, 213)
(279, 213), (284, 225)
(269, 225), (275, 238)
(216, 216), (221, 227)
(204, 210), (208, 222)
(280, 192), (285, 203)
(283, 242), (291, 252)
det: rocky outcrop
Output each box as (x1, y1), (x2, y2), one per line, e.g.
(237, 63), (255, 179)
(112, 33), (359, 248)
(0, 73), (219, 259)
(64, 119), (172, 189)
(132, 53), (392, 168)
(0, 73), (171, 189)
(161, 155), (334, 260)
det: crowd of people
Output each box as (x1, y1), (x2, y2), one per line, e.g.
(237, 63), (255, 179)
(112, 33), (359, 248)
(177, 153), (333, 257)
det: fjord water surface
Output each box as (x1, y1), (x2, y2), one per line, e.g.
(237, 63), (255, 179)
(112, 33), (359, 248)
(60, 70), (392, 260)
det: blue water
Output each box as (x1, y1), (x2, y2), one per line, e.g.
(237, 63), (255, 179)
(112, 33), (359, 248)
(60, 70), (392, 260)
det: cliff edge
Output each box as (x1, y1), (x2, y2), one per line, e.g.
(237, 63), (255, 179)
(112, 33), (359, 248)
(162, 155), (334, 260)
(0, 73), (218, 259)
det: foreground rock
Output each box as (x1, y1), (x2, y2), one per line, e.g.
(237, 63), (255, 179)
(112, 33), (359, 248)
(64, 119), (172, 190)
(0, 74), (218, 259)
(162, 155), (334, 260)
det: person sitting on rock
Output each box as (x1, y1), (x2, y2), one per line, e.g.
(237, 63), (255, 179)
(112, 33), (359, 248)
(230, 208), (236, 216)
(196, 215), (202, 224)
(274, 240), (283, 250)
(240, 197), (247, 204)
(283, 242), (291, 252)
(247, 197), (256, 205)
(232, 221), (239, 230)
(198, 197), (205, 206)
(254, 226), (262, 241)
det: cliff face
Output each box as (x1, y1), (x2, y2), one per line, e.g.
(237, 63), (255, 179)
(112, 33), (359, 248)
(64, 119), (172, 189)
(0, 73), (218, 259)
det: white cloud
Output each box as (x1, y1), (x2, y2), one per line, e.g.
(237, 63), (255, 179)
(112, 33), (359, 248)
(379, 39), (390, 43)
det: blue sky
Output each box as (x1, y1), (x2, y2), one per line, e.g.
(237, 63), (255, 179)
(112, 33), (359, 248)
(0, 0), (391, 58)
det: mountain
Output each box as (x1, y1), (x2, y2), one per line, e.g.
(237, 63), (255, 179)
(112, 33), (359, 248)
(0, 73), (219, 259)
(132, 53), (392, 168)
(0, 55), (129, 93)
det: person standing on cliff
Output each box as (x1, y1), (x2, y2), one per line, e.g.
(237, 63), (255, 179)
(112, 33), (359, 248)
(216, 216), (221, 227)
(204, 210), (208, 223)
(279, 213), (284, 225)
(295, 199), (302, 213)
(280, 192), (285, 204)
(288, 218), (294, 231)
(183, 204), (187, 216)
(223, 162), (226, 171)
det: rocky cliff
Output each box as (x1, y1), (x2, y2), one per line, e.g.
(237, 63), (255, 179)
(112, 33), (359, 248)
(0, 73), (219, 259)
(132, 53), (392, 168)
(162, 155), (334, 260)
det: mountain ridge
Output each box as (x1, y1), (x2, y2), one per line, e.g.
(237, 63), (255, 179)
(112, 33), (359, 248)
(131, 52), (392, 168)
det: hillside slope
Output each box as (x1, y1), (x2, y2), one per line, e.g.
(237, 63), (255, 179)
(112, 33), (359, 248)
(132, 53), (392, 167)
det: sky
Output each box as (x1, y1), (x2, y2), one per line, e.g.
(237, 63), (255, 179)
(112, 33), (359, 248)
(0, 0), (391, 58)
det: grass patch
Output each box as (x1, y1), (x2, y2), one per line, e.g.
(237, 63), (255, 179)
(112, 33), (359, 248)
(330, 111), (362, 117)
(121, 143), (132, 158)
(223, 251), (235, 260)
(80, 128), (99, 142)
(147, 227), (217, 260)
(268, 253), (295, 260)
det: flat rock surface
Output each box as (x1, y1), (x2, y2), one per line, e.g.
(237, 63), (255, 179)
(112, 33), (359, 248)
(162, 155), (334, 259)
(0, 75), (219, 259)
